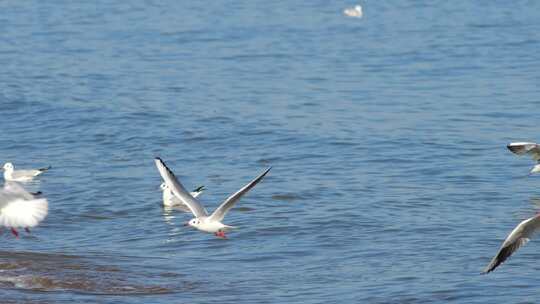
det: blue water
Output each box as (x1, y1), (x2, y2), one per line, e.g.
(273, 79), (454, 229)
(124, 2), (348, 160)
(1, 1), (540, 303)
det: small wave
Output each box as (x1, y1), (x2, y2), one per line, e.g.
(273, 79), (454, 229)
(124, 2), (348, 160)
(271, 193), (304, 202)
(0, 274), (172, 295)
(0, 251), (191, 295)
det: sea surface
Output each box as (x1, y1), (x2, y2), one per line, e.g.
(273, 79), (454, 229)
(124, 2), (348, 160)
(1, 1), (540, 303)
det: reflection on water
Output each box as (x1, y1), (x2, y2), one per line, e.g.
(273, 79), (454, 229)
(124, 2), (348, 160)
(0, 251), (192, 295)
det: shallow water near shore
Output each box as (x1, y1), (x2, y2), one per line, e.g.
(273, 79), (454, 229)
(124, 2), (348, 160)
(1, 1), (540, 303)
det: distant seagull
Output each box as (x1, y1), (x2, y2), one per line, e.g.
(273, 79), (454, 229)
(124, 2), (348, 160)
(0, 182), (48, 237)
(154, 157), (270, 239)
(3, 162), (51, 182)
(344, 5), (363, 18)
(483, 214), (540, 273)
(160, 183), (205, 210)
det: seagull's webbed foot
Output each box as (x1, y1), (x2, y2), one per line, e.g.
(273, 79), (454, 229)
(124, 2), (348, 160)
(10, 228), (19, 238)
(214, 231), (227, 239)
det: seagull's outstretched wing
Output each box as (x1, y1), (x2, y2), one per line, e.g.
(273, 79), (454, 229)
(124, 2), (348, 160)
(0, 185), (48, 228)
(209, 167), (271, 222)
(507, 142), (540, 161)
(154, 157), (208, 218)
(3, 181), (36, 200)
(483, 214), (540, 274)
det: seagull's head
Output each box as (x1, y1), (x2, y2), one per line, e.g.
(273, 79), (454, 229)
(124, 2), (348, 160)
(355, 5), (362, 12)
(185, 218), (201, 228)
(3, 162), (13, 171)
(159, 182), (168, 191)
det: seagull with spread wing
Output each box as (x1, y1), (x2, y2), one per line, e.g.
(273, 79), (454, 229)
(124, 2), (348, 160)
(483, 214), (540, 273)
(154, 157), (270, 239)
(0, 182), (48, 237)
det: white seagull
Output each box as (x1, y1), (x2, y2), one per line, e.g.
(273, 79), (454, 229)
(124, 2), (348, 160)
(0, 182), (48, 237)
(3, 162), (51, 182)
(483, 214), (540, 273)
(160, 183), (205, 210)
(154, 157), (270, 239)
(344, 5), (363, 18)
(507, 142), (540, 174)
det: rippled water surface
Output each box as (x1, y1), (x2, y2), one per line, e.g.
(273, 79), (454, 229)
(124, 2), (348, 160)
(1, 1), (540, 303)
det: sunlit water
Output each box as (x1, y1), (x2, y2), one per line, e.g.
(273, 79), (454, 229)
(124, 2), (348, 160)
(1, 1), (540, 303)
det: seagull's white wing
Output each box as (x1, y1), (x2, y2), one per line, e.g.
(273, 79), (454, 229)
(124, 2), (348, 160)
(3, 181), (36, 200)
(483, 214), (540, 274)
(0, 198), (48, 228)
(507, 142), (540, 161)
(209, 167), (271, 222)
(0, 187), (48, 228)
(154, 158), (208, 218)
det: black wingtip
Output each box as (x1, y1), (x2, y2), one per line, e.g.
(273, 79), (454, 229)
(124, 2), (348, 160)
(39, 165), (51, 172)
(154, 157), (167, 168)
(480, 268), (492, 275)
(193, 185), (205, 192)
(261, 166), (272, 177)
(155, 157), (176, 177)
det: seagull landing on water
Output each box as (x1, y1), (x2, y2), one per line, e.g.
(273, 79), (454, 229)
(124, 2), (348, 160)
(507, 142), (540, 174)
(3, 162), (51, 182)
(344, 5), (363, 18)
(483, 214), (540, 273)
(160, 182), (205, 210)
(154, 157), (270, 239)
(0, 182), (48, 238)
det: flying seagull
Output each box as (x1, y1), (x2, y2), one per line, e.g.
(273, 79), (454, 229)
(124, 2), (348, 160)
(160, 183), (205, 210)
(3, 162), (51, 182)
(154, 157), (270, 238)
(0, 182), (48, 237)
(483, 214), (540, 273)
(507, 142), (540, 174)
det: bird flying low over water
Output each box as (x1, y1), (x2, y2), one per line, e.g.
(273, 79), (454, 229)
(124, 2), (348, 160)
(483, 214), (540, 273)
(160, 182), (205, 210)
(507, 142), (540, 174)
(0, 182), (48, 238)
(3, 162), (51, 182)
(154, 157), (271, 239)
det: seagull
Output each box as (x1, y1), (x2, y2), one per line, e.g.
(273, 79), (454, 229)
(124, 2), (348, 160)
(507, 142), (540, 174)
(3, 162), (51, 182)
(0, 182), (48, 238)
(160, 183), (205, 210)
(483, 214), (540, 273)
(344, 5), (363, 18)
(154, 157), (270, 239)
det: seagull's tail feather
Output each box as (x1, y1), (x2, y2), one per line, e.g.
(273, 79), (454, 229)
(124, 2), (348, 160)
(223, 224), (237, 231)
